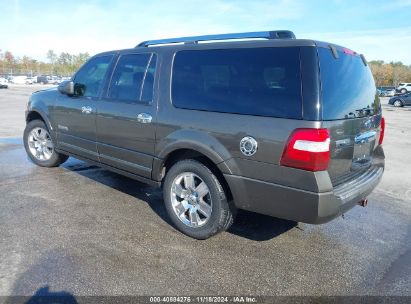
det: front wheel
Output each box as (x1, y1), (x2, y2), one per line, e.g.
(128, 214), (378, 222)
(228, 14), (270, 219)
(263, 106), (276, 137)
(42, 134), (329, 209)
(23, 120), (68, 167)
(400, 88), (407, 94)
(393, 100), (403, 107)
(163, 159), (235, 239)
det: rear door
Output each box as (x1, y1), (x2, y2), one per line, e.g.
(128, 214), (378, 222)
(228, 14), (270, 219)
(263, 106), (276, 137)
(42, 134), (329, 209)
(318, 47), (383, 185)
(96, 52), (157, 178)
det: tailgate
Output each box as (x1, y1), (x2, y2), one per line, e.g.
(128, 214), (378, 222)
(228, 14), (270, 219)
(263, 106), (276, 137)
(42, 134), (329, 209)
(324, 115), (383, 185)
(317, 45), (383, 185)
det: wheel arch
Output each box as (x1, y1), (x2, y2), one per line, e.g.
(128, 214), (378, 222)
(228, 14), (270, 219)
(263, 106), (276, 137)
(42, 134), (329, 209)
(154, 147), (233, 201)
(26, 110), (46, 124)
(25, 110), (56, 140)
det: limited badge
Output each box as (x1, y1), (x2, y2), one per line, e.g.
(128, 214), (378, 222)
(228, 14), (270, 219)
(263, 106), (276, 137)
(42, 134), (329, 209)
(240, 136), (258, 156)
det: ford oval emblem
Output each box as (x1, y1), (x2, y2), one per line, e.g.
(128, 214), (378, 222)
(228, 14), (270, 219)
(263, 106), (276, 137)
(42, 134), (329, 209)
(240, 136), (258, 156)
(363, 118), (372, 129)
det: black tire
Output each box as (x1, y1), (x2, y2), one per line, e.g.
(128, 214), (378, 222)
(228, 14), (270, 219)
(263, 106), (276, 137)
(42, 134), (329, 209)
(400, 88), (407, 94)
(163, 159), (235, 239)
(23, 119), (68, 167)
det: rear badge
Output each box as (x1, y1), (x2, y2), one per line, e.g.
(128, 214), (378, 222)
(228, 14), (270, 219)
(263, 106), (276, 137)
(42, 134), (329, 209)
(240, 136), (258, 156)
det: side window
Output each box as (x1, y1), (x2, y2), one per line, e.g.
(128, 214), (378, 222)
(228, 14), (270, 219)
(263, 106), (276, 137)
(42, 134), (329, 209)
(73, 55), (113, 98)
(171, 48), (302, 119)
(108, 53), (156, 103)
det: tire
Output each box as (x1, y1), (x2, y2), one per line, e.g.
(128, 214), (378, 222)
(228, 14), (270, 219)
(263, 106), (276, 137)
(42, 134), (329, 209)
(163, 159), (235, 239)
(393, 100), (403, 107)
(400, 88), (407, 94)
(23, 119), (68, 167)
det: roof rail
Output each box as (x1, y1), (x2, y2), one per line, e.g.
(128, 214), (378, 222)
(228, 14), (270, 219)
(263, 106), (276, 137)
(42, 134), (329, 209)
(136, 30), (296, 47)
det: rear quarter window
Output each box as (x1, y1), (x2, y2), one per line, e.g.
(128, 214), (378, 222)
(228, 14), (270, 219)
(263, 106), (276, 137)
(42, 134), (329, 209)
(171, 47), (303, 119)
(319, 47), (380, 120)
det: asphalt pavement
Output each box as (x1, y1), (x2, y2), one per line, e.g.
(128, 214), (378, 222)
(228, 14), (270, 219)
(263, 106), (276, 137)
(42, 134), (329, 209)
(0, 85), (410, 298)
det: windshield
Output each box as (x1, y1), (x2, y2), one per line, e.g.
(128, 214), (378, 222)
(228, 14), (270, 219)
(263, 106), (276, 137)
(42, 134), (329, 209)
(318, 47), (380, 120)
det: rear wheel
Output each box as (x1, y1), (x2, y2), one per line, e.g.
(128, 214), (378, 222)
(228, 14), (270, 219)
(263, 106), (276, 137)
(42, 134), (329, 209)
(400, 88), (407, 94)
(24, 120), (68, 167)
(163, 159), (235, 239)
(393, 100), (403, 107)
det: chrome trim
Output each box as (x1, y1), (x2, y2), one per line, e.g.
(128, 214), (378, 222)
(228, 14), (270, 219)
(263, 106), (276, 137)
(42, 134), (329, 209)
(81, 106), (93, 114)
(354, 131), (376, 144)
(137, 113), (152, 124)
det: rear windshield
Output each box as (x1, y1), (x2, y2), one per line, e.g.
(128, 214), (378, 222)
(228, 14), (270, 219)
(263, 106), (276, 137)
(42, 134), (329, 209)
(172, 47), (303, 119)
(319, 47), (380, 120)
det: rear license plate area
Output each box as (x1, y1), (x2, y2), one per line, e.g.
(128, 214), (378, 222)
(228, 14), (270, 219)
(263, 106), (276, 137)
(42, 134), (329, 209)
(352, 131), (376, 169)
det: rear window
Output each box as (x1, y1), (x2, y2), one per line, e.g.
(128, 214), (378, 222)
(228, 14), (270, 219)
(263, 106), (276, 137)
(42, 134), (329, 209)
(172, 47), (302, 119)
(319, 48), (380, 120)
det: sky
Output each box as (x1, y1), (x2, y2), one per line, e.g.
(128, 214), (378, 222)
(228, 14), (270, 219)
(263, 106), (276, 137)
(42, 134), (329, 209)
(1, 0), (411, 64)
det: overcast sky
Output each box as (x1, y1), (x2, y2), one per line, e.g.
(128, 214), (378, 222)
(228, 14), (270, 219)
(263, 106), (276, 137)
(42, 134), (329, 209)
(1, 0), (411, 64)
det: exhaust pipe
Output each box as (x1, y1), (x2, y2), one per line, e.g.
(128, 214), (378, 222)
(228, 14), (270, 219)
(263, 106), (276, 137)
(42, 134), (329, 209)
(358, 198), (368, 207)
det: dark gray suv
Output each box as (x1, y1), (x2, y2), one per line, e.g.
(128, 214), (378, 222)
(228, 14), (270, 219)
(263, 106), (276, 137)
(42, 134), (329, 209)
(23, 31), (385, 239)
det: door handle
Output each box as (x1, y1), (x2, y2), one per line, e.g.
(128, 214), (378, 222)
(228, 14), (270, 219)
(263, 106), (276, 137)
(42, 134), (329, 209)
(137, 113), (152, 124)
(81, 106), (93, 114)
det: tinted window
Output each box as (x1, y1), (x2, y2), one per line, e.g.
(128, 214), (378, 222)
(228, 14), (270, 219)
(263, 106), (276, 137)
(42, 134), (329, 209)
(108, 53), (156, 103)
(74, 55), (113, 98)
(319, 48), (379, 120)
(172, 48), (302, 119)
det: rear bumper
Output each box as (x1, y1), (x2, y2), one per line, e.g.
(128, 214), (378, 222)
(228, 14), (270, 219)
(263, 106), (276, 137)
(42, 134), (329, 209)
(224, 165), (384, 224)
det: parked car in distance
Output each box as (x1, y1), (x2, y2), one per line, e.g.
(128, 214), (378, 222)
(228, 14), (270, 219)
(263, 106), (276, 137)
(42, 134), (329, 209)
(389, 92), (411, 107)
(396, 83), (411, 94)
(25, 77), (36, 85)
(23, 30), (385, 239)
(377, 86), (396, 97)
(36, 76), (49, 84)
(48, 76), (62, 85)
(0, 77), (8, 88)
(11, 75), (28, 84)
(61, 76), (72, 82)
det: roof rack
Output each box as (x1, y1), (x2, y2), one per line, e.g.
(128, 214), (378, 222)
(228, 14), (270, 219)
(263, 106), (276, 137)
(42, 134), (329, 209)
(136, 30), (296, 47)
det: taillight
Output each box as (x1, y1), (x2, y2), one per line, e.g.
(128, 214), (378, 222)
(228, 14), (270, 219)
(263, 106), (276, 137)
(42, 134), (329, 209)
(379, 117), (385, 145)
(280, 128), (330, 171)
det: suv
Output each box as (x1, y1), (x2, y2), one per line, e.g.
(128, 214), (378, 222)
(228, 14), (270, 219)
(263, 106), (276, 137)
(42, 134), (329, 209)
(23, 30), (385, 239)
(396, 83), (411, 94)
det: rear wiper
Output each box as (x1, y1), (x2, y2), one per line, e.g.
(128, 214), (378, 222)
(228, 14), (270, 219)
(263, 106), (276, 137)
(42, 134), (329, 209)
(360, 54), (368, 66)
(329, 45), (339, 59)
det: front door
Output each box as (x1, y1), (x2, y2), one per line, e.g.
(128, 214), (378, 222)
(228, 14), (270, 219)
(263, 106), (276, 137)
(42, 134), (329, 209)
(96, 52), (157, 178)
(53, 55), (114, 161)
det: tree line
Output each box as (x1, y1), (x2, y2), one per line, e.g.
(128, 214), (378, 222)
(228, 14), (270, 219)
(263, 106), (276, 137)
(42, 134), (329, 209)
(367, 61), (411, 87)
(0, 49), (90, 77)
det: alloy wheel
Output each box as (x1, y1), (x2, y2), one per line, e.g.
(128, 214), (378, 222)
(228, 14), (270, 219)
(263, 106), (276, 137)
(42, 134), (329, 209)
(27, 127), (54, 161)
(170, 172), (212, 228)
(394, 100), (402, 107)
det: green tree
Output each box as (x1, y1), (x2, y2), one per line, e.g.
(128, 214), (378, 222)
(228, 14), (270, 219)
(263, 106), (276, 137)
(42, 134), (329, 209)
(46, 49), (57, 74)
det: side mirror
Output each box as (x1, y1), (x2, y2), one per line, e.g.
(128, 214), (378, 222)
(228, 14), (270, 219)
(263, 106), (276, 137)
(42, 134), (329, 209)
(58, 80), (74, 96)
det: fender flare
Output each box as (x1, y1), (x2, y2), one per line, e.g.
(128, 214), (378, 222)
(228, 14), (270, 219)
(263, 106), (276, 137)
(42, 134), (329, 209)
(153, 129), (233, 181)
(26, 109), (56, 141)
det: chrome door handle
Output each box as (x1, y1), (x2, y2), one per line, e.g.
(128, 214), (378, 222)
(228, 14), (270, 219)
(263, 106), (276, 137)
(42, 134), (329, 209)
(137, 113), (152, 124)
(81, 106), (93, 114)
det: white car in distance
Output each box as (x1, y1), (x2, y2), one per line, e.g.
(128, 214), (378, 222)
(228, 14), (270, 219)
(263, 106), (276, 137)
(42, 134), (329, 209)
(10, 76), (28, 84)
